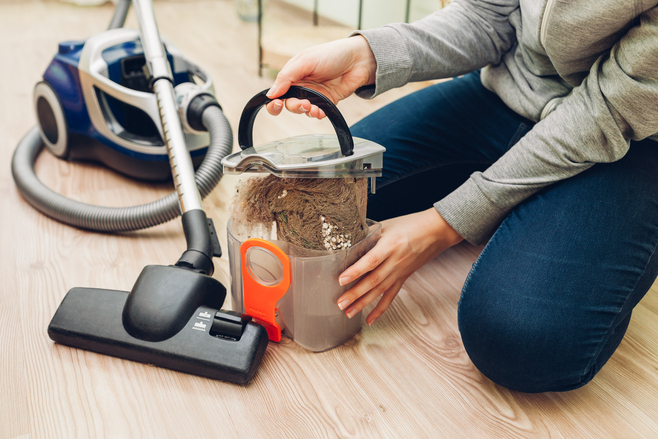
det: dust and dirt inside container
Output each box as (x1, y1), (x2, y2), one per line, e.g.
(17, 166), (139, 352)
(230, 174), (369, 251)
(228, 219), (381, 352)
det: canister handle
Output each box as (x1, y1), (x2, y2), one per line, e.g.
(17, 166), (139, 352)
(237, 86), (354, 157)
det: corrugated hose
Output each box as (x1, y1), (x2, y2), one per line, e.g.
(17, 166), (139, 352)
(11, 106), (233, 232)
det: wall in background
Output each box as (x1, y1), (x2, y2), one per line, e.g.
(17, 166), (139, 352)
(280, 0), (444, 30)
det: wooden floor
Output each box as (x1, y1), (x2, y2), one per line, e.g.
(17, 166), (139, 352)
(2, 1), (658, 438)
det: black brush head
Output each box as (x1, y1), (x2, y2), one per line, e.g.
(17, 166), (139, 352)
(48, 287), (268, 385)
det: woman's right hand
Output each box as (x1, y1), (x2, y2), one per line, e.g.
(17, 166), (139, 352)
(265, 35), (377, 119)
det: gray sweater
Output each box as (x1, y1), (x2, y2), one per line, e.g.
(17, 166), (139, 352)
(356, 0), (658, 244)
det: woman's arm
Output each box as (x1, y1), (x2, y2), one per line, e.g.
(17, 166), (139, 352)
(437, 7), (658, 244)
(266, 0), (520, 115)
(355, 0), (519, 98)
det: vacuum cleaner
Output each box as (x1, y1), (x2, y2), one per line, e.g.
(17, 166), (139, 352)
(11, 0), (268, 384)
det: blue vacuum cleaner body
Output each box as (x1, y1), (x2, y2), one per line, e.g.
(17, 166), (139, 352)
(35, 28), (213, 180)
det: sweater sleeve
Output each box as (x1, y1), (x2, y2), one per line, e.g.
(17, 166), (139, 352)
(436, 8), (658, 244)
(353, 0), (519, 98)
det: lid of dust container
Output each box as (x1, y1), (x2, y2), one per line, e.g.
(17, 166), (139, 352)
(221, 86), (385, 185)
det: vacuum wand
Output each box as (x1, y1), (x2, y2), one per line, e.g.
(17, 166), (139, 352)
(154, 80), (204, 213)
(133, 0), (203, 214)
(133, 0), (216, 276)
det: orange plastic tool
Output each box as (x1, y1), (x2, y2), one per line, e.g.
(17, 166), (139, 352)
(240, 239), (291, 342)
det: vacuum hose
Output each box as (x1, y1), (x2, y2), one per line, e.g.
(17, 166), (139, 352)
(108, 0), (131, 30)
(11, 106), (233, 232)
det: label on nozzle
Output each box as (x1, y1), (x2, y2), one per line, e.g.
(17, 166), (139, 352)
(192, 321), (208, 332)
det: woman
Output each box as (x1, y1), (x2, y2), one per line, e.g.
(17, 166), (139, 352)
(265, 1), (658, 392)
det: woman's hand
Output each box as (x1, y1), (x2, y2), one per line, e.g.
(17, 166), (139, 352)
(337, 208), (464, 325)
(265, 36), (376, 119)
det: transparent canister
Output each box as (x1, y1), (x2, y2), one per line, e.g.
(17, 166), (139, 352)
(227, 219), (381, 352)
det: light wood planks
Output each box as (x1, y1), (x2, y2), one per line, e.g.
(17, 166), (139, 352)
(1, 1), (658, 438)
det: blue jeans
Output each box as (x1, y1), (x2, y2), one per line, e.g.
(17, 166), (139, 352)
(351, 72), (658, 393)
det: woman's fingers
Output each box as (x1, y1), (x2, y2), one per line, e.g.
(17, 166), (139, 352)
(366, 281), (404, 325)
(342, 268), (398, 317)
(283, 97), (327, 119)
(265, 96), (327, 118)
(265, 97), (309, 116)
(266, 99), (284, 116)
(267, 58), (307, 98)
(338, 241), (390, 287)
(284, 97), (310, 114)
(337, 242), (397, 313)
(265, 98), (326, 119)
(308, 105), (327, 119)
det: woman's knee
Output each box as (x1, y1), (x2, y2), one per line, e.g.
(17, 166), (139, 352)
(457, 280), (603, 393)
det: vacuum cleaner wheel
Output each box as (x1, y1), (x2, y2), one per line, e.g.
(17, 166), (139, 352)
(34, 81), (69, 158)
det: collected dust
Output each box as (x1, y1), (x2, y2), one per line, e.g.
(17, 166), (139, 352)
(230, 175), (368, 251)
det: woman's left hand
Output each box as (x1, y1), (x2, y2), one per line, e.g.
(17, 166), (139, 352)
(337, 208), (464, 325)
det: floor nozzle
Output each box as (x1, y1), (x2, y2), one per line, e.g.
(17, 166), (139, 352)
(49, 287), (268, 384)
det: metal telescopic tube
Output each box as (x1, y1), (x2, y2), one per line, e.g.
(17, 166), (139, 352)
(132, 0), (203, 213)
(132, 0), (171, 80)
(154, 80), (204, 212)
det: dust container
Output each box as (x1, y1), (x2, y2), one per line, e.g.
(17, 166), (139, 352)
(228, 219), (381, 352)
(222, 86), (386, 352)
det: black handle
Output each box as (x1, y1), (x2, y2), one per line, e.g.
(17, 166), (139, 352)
(237, 86), (354, 157)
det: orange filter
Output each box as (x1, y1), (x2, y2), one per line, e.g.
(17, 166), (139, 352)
(240, 239), (291, 342)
